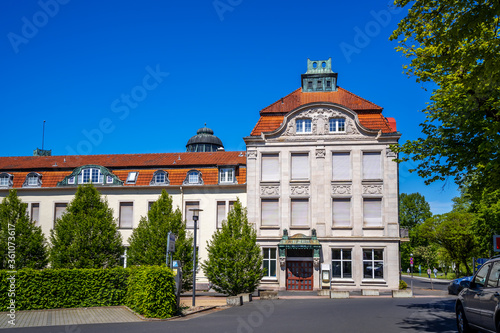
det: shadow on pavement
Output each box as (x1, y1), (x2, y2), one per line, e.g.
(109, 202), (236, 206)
(397, 299), (456, 332)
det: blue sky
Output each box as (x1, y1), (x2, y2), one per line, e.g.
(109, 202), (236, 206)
(0, 0), (458, 214)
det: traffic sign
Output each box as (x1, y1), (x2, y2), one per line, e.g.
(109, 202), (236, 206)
(410, 257), (413, 265)
(494, 235), (500, 252)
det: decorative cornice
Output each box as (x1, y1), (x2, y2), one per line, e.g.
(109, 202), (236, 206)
(332, 185), (352, 195)
(260, 186), (280, 196)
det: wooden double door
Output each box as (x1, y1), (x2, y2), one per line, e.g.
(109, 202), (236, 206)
(286, 260), (314, 290)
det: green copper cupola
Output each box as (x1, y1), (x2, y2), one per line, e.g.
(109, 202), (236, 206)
(301, 58), (338, 92)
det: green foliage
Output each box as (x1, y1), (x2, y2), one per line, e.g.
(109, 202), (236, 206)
(420, 212), (477, 275)
(0, 190), (48, 269)
(50, 184), (123, 268)
(399, 193), (432, 229)
(390, 0), (500, 193)
(0, 267), (128, 311)
(471, 189), (500, 256)
(126, 266), (177, 319)
(414, 245), (438, 271)
(127, 190), (194, 291)
(399, 279), (408, 290)
(202, 199), (263, 296)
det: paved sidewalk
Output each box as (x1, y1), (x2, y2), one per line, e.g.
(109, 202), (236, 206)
(0, 306), (142, 329)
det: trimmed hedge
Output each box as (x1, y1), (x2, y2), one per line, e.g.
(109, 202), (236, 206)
(126, 266), (177, 318)
(0, 266), (177, 318)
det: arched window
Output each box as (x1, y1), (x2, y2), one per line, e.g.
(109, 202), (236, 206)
(150, 170), (169, 185)
(23, 172), (42, 187)
(0, 173), (13, 188)
(183, 170), (203, 185)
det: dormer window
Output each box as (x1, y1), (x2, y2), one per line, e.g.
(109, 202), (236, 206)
(126, 172), (138, 184)
(183, 170), (203, 185)
(296, 119), (312, 133)
(0, 173), (13, 188)
(23, 172), (42, 187)
(219, 168), (235, 184)
(317, 80), (323, 90)
(330, 118), (346, 132)
(68, 176), (75, 185)
(78, 168), (104, 184)
(150, 170), (169, 186)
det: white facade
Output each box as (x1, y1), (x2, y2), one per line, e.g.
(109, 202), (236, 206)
(245, 103), (401, 291)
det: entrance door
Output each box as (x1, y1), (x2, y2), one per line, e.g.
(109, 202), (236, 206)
(286, 261), (313, 290)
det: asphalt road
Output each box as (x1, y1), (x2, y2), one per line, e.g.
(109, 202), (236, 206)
(402, 275), (451, 295)
(13, 297), (458, 333)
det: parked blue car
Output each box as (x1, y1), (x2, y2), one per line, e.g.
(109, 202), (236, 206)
(448, 275), (473, 295)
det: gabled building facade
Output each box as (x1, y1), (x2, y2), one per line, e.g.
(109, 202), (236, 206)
(244, 59), (401, 291)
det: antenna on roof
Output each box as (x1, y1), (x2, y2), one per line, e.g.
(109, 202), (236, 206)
(42, 120), (46, 150)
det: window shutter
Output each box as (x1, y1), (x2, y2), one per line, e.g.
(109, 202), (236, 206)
(261, 199), (279, 226)
(185, 202), (199, 228)
(363, 199), (382, 226)
(333, 199), (350, 226)
(261, 154), (279, 182)
(54, 203), (67, 222)
(291, 154), (309, 180)
(291, 199), (309, 226)
(217, 201), (226, 228)
(332, 153), (350, 180)
(31, 203), (40, 225)
(363, 152), (382, 179)
(119, 202), (133, 228)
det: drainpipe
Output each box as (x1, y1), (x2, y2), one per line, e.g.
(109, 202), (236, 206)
(180, 186), (184, 219)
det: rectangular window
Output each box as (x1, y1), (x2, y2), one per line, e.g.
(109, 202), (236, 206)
(317, 80), (323, 90)
(31, 203), (40, 226)
(54, 203), (67, 223)
(188, 172), (200, 184)
(261, 199), (279, 226)
(332, 152), (351, 180)
(326, 80), (331, 88)
(28, 175), (38, 186)
(185, 201), (200, 228)
(68, 176), (75, 185)
(307, 81), (313, 89)
(291, 153), (309, 180)
(329, 118), (345, 132)
(363, 198), (382, 226)
(332, 249), (352, 278)
(217, 201), (226, 229)
(296, 119), (312, 133)
(261, 154), (279, 182)
(263, 248), (277, 278)
(0, 177), (8, 187)
(333, 199), (350, 227)
(119, 202), (133, 229)
(219, 168), (234, 183)
(363, 152), (382, 179)
(82, 169), (91, 183)
(148, 201), (156, 211)
(291, 199), (309, 227)
(106, 175), (113, 184)
(363, 249), (384, 279)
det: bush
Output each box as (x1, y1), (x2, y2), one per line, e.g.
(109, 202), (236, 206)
(399, 279), (408, 290)
(126, 266), (177, 318)
(0, 267), (128, 311)
(0, 266), (177, 318)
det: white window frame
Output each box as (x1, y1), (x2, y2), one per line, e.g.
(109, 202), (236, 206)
(362, 152), (382, 180)
(363, 198), (382, 226)
(329, 118), (346, 132)
(151, 170), (169, 185)
(363, 248), (384, 280)
(126, 172), (138, 184)
(106, 175), (114, 184)
(296, 119), (312, 133)
(332, 152), (351, 180)
(291, 153), (309, 181)
(219, 168), (235, 184)
(263, 248), (278, 279)
(54, 202), (68, 225)
(185, 201), (200, 228)
(78, 168), (104, 184)
(68, 176), (75, 185)
(332, 248), (352, 279)
(0, 173), (13, 188)
(216, 200), (235, 229)
(261, 199), (279, 227)
(261, 154), (280, 182)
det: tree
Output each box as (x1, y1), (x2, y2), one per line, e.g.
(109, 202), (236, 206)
(202, 199), (263, 296)
(399, 193), (432, 270)
(390, 0), (500, 194)
(127, 190), (194, 291)
(0, 190), (48, 269)
(420, 211), (477, 275)
(471, 189), (500, 256)
(50, 184), (123, 268)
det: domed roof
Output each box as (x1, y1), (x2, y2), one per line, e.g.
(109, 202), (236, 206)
(186, 125), (224, 152)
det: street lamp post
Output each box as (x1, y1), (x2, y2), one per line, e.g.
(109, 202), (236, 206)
(190, 208), (203, 307)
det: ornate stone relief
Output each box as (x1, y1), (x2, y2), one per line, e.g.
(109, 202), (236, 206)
(332, 185), (352, 195)
(260, 186), (280, 196)
(313, 257), (320, 269)
(279, 257), (286, 268)
(247, 150), (257, 159)
(315, 149), (326, 159)
(290, 185), (310, 196)
(386, 148), (397, 158)
(362, 185), (383, 195)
